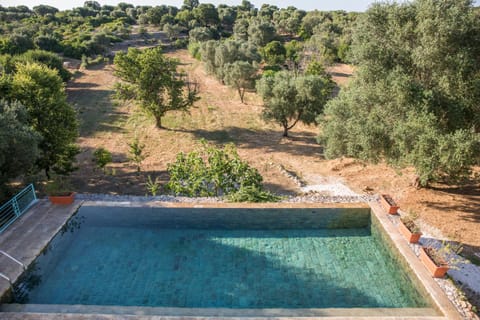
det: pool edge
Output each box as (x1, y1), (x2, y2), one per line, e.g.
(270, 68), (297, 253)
(369, 201), (462, 320)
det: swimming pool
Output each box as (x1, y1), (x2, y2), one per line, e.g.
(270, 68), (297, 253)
(5, 205), (439, 316)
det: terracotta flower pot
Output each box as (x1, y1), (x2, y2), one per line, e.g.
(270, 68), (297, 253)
(48, 192), (75, 205)
(398, 219), (422, 243)
(420, 247), (449, 278)
(380, 194), (399, 214)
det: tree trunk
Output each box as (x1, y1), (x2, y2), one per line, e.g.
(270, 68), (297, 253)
(239, 88), (245, 104)
(155, 116), (163, 129)
(45, 167), (51, 180)
(283, 125), (289, 137)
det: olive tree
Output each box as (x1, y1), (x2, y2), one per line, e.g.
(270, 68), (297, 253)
(257, 71), (334, 137)
(247, 19), (276, 47)
(263, 40), (286, 66)
(200, 39), (260, 82)
(114, 47), (199, 128)
(223, 61), (258, 103)
(320, 0), (480, 186)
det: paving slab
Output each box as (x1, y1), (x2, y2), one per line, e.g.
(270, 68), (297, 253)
(0, 200), (82, 301)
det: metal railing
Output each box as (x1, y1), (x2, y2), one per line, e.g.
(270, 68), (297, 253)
(0, 184), (37, 234)
(0, 250), (26, 270)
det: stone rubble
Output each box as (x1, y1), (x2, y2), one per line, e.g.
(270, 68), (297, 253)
(75, 192), (378, 204)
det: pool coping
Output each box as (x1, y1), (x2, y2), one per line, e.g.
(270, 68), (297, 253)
(368, 201), (462, 320)
(0, 199), (462, 319)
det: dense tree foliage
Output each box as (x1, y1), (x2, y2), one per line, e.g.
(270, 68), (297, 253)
(200, 39), (260, 82)
(9, 63), (79, 178)
(11, 50), (71, 81)
(320, 0), (480, 186)
(114, 47), (199, 128)
(0, 101), (40, 194)
(223, 61), (258, 103)
(0, 3), (133, 59)
(257, 71), (334, 137)
(263, 40), (286, 66)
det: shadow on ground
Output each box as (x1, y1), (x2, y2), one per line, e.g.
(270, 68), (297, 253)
(173, 126), (324, 158)
(68, 87), (127, 137)
(422, 182), (480, 224)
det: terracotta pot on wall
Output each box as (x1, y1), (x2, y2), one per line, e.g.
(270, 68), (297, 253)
(380, 194), (399, 214)
(48, 192), (75, 205)
(398, 219), (422, 244)
(419, 247), (449, 278)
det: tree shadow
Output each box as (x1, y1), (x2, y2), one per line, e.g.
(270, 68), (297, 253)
(67, 88), (128, 137)
(330, 71), (352, 78)
(420, 182), (480, 224)
(262, 182), (298, 196)
(174, 126), (324, 158)
(69, 167), (169, 196)
(85, 62), (110, 71)
(67, 82), (101, 89)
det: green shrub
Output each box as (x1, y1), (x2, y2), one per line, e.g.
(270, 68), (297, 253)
(145, 175), (161, 196)
(128, 138), (146, 172)
(188, 42), (201, 60)
(226, 185), (281, 203)
(16, 50), (71, 82)
(165, 141), (267, 198)
(92, 147), (112, 173)
(174, 38), (188, 49)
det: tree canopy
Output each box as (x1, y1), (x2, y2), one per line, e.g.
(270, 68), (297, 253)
(10, 63), (78, 178)
(320, 0), (480, 186)
(0, 100), (40, 194)
(257, 71), (334, 137)
(114, 46), (199, 128)
(223, 61), (258, 103)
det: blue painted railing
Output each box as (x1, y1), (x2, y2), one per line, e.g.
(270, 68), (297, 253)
(0, 184), (37, 234)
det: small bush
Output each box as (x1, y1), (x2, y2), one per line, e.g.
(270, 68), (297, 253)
(174, 38), (188, 49)
(188, 42), (201, 60)
(166, 141), (271, 199)
(226, 185), (280, 203)
(145, 175), (161, 196)
(128, 138), (146, 172)
(92, 147), (112, 173)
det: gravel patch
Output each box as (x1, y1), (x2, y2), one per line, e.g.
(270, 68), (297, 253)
(75, 193), (222, 203)
(75, 193), (377, 204)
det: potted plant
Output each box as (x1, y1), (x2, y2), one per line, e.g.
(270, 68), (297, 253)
(419, 247), (450, 278)
(45, 176), (75, 205)
(419, 242), (462, 278)
(398, 213), (422, 243)
(380, 194), (399, 214)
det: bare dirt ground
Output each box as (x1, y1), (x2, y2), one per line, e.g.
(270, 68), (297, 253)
(66, 48), (480, 260)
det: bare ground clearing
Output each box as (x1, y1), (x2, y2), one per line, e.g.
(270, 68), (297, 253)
(66, 49), (480, 255)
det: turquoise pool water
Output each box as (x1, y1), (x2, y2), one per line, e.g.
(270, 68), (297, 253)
(15, 206), (429, 309)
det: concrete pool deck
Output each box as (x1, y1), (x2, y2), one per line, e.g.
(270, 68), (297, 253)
(0, 199), (463, 319)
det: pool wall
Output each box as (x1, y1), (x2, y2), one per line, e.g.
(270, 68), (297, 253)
(77, 206), (371, 229)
